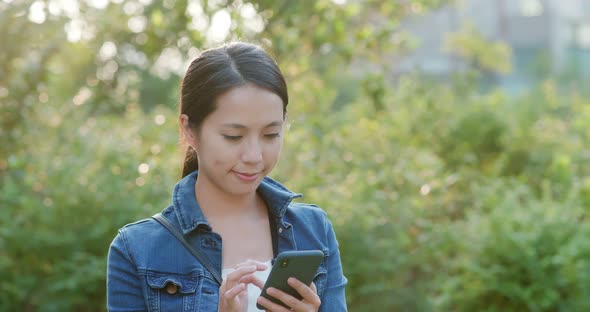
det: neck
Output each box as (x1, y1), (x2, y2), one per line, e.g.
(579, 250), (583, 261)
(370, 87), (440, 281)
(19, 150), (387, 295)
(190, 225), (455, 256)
(194, 175), (264, 220)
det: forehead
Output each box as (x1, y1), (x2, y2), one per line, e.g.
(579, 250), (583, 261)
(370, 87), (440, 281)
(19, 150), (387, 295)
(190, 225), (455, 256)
(207, 84), (284, 126)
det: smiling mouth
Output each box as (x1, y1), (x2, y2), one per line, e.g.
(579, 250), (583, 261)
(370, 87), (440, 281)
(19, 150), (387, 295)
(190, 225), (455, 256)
(233, 171), (261, 181)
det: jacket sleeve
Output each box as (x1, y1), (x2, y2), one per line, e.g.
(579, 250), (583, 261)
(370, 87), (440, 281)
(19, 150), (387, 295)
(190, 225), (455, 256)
(107, 229), (146, 312)
(319, 214), (348, 311)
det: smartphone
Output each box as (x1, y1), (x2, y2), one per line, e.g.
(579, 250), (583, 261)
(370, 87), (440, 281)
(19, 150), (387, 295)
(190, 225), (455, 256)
(256, 250), (324, 310)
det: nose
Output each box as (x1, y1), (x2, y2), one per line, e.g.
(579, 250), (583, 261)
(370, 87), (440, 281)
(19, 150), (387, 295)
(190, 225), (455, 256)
(241, 138), (263, 164)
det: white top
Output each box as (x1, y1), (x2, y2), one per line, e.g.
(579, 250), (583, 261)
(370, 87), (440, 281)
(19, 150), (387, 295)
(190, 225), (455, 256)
(221, 260), (273, 312)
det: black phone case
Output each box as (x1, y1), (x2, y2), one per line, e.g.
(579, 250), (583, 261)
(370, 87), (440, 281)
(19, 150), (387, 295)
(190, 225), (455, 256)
(256, 250), (324, 310)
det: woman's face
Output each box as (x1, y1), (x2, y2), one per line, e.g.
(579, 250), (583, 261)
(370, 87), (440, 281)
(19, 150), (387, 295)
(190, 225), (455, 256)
(188, 83), (285, 197)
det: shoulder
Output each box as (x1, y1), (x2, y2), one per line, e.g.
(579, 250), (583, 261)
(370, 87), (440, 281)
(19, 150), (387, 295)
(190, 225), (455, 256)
(118, 218), (157, 237)
(282, 202), (342, 260)
(283, 202), (333, 244)
(109, 207), (180, 265)
(285, 202), (329, 227)
(115, 206), (174, 242)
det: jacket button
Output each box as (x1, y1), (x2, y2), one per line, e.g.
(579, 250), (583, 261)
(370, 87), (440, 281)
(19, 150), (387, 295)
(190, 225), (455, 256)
(278, 227), (283, 234)
(166, 283), (178, 295)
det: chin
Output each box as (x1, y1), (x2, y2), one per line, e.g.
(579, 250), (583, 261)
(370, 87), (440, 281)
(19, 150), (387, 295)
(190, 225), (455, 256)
(227, 184), (259, 197)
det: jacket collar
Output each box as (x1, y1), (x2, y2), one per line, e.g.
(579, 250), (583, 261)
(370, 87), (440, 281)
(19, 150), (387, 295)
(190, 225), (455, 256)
(172, 170), (302, 234)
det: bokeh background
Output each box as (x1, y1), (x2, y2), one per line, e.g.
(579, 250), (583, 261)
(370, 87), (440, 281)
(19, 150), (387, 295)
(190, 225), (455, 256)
(2, 0), (590, 311)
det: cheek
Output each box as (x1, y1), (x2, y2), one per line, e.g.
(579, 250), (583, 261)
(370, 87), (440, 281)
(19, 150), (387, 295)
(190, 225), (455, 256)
(264, 140), (283, 160)
(200, 136), (234, 165)
(211, 144), (236, 165)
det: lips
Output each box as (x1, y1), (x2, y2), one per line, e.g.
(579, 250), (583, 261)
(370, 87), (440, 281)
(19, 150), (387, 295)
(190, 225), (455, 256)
(233, 171), (260, 181)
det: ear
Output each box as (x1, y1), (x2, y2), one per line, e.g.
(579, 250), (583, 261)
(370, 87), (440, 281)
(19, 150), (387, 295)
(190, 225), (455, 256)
(179, 114), (198, 149)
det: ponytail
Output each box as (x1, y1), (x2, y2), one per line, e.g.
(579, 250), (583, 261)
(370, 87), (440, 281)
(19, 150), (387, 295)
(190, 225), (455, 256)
(182, 147), (199, 178)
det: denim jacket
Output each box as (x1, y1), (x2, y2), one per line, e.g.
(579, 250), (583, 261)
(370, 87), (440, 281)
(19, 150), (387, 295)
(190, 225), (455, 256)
(107, 171), (348, 311)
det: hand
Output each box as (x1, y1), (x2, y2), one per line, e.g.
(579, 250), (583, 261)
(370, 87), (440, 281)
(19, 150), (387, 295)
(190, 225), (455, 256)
(256, 278), (321, 312)
(218, 260), (267, 312)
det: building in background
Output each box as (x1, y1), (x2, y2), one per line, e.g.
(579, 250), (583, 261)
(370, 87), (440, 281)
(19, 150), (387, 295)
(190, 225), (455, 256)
(395, 0), (590, 93)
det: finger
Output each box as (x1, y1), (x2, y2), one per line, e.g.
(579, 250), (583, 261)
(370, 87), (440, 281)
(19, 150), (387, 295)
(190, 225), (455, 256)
(223, 283), (246, 300)
(225, 265), (258, 287)
(266, 287), (303, 310)
(288, 278), (320, 301)
(256, 295), (292, 312)
(239, 274), (265, 290)
(234, 259), (269, 271)
(310, 281), (317, 293)
(288, 278), (321, 306)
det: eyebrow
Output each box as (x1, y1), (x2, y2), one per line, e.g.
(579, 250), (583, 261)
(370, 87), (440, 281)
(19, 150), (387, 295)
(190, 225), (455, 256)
(221, 121), (283, 129)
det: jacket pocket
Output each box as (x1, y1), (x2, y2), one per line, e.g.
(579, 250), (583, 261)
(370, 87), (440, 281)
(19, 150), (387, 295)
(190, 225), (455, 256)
(144, 271), (202, 312)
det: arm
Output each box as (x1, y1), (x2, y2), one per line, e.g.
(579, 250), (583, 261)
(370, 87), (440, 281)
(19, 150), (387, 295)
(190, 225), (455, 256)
(106, 230), (146, 312)
(319, 216), (348, 312)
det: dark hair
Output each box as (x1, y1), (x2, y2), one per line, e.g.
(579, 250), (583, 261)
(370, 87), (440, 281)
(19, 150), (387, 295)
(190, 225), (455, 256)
(180, 42), (288, 178)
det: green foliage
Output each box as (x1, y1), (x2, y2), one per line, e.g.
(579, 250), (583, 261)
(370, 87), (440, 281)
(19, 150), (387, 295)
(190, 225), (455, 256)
(2, 0), (590, 311)
(276, 74), (590, 311)
(444, 23), (512, 74)
(1, 105), (180, 311)
(438, 181), (590, 311)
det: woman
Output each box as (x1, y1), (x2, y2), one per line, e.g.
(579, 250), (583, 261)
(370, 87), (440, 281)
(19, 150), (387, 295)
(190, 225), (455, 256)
(107, 42), (347, 312)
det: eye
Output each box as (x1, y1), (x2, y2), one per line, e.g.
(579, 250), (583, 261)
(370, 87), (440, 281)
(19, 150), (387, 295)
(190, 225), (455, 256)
(264, 133), (281, 139)
(223, 135), (242, 141)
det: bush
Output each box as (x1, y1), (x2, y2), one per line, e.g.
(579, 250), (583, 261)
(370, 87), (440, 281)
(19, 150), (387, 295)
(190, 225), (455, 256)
(0, 106), (179, 311)
(437, 181), (590, 311)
